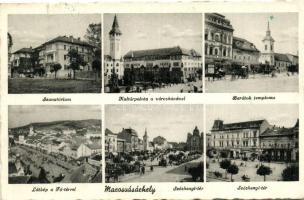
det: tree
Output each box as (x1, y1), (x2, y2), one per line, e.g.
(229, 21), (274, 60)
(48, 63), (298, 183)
(67, 49), (86, 79)
(84, 23), (101, 48)
(50, 63), (62, 79)
(227, 164), (239, 182)
(219, 159), (231, 179)
(8, 32), (13, 50)
(92, 49), (101, 81)
(282, 165), (299, 181)
(257, 165), (272, 181)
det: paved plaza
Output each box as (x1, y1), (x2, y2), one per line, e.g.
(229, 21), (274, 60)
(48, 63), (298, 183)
(119, 155), (203, 182)
(207, 158), (290, 182)
(206, 73), (298, 93)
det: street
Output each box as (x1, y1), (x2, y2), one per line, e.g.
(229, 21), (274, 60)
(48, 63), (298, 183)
(120, 155), (203, 182)
(206, 73), (298, 93)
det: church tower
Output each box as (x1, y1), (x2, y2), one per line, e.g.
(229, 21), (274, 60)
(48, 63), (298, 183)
(260, 21), (275, 66)
(109, 14), (122, 61)
(143, 128), (148, 151)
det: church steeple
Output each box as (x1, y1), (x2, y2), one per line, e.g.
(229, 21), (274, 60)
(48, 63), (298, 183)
(109, 14), (122, 60)
(109, 14), (122, 36)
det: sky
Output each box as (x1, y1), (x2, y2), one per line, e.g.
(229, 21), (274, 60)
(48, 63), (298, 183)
(8, 14), (101, 52)
(206, 104), (298, 133)
(104, 13), (202, 56)
(224, 13), (298, 55)
(106, 104), (204, 143)
(8, 105), (101, 128)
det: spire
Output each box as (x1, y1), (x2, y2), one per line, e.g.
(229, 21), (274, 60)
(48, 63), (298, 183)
(109, 14), (122, 36)
(144, 128), (148, 137)
(266, 21), (271, 36)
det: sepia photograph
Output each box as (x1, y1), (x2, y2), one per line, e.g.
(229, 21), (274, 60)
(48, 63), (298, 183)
(206, 104), (299, 182)
(205, 13), (298, 93)
(8, 14), (101, 93)
(8, 105), (102, 184)
(104, 13), (203, 93)
(105, 104), (204, 182)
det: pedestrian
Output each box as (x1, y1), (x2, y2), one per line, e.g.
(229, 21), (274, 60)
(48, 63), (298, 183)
(142, 166), (145, 175)
(150, 165), (154, 171)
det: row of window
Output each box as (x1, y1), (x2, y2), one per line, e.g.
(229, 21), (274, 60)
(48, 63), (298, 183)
(215, 131), (258, 139)
(217, 140), (257, 147)
(205, 31), (232, 44)
(206, 46), (231, 57)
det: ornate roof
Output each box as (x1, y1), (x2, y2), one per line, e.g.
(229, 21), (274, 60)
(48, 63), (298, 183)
(212, 119), (267, 131)
(124, 46), (201, 59)
(233, 36), (260, 53)
(109, 15), (122, 35)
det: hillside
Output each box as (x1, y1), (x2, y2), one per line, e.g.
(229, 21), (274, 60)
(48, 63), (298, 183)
(9, 119), (101, 137)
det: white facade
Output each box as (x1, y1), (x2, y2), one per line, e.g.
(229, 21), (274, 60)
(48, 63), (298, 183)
(259, 22), (275, 66)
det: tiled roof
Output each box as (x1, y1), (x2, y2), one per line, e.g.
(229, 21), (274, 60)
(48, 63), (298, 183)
(124, 46), (201, 59)
(14, 47), (34, 54)
(42, 36), (95, 48)
(260, 126), (295, 137)
(87, 143), (102, 150)
(213, 120), (266, 131)
(233, 37), (260, 53)
(105, 128), (116, 135)
(69, 163), (96, 183)
(274, 53), (291, 62)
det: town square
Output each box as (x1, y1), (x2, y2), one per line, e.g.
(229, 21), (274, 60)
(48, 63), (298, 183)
(104, 14), (203, 93)
(105, 104), (204, 182)
(205, 13), (298, 93)
(206, 104), (299, 182)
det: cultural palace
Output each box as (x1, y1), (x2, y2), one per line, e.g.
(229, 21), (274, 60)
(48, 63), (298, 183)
(205, 13), (298, 75)
(207, 119), (299, 163)
(104, 15), (202, 86)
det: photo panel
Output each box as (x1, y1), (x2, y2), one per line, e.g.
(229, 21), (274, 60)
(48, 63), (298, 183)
(105, 104), (204, 183)
(8, 14), (102, 94)
(103, 13), (203, 93)
(8, 105), (102, 184)
(206, 104), (299, 182)
(204, 13), (299, 93)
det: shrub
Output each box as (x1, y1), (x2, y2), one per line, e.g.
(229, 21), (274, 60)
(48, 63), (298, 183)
(257, 165), (272, 181)
(282, 165), (299, 181)
(214, 171), (222, 178)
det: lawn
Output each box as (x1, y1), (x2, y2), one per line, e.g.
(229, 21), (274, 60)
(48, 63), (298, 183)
(9, 78), (101, 93)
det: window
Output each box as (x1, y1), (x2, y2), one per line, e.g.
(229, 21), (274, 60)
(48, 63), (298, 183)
(271, 45), (273, 51)
(116, 63), (119, 67)
(64, 45), (66, 50)
(214, 49), (218, 56)
(265, 45), (267, 51)
(64, 55), (67, 60)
